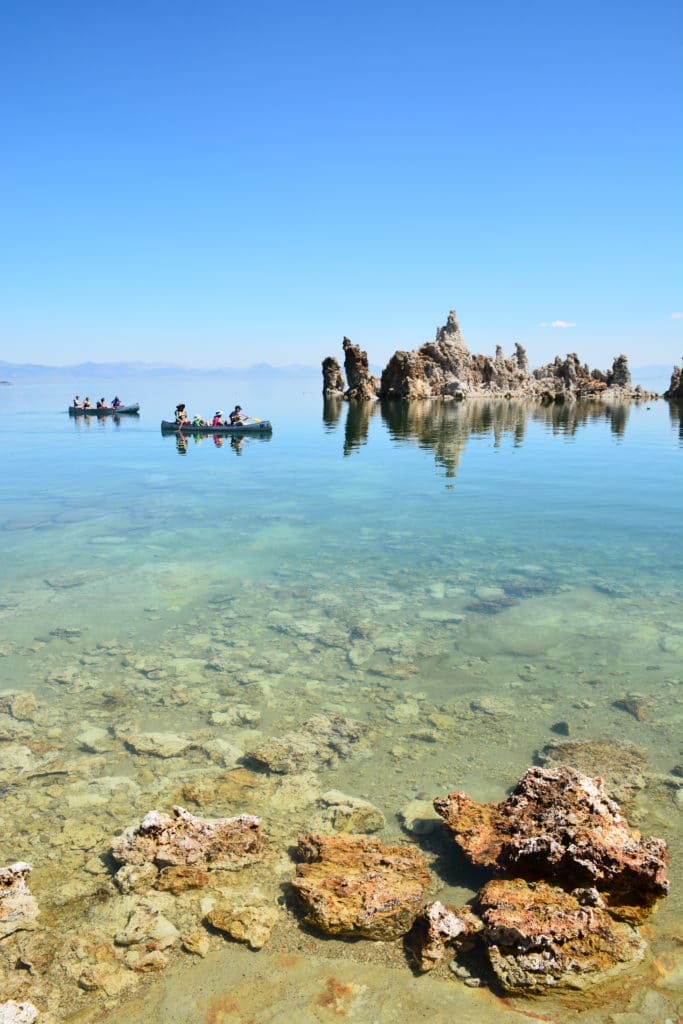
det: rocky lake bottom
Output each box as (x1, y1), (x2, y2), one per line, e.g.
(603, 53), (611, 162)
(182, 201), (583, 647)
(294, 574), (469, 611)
(0, 381), (681, 1023)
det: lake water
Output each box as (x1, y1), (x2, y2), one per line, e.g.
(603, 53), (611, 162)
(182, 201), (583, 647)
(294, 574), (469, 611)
(0, 376), (681, 1023)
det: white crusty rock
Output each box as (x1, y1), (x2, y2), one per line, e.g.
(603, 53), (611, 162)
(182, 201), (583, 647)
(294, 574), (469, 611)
(111, 806), (265, 870)
(0, 863), (39, 938)
(410, 901), (478, 971)
(0, 1002), (40, 1024)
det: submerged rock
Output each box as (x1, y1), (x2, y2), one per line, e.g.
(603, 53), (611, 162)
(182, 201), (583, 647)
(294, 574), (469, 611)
(399, 798), (442, 836)
(111, 806), (265, 871)
(291, 833), (431, 940)
(434, 765), (669, 918)
(245, 714), (366, 774)
(0, 863), (39, 938)
(537, 738), (648, 805)
(318, 790), (385, 833)
(476, 878), (645, 992)
(124, 731), (192, 758)
(206, 904), (279, 950)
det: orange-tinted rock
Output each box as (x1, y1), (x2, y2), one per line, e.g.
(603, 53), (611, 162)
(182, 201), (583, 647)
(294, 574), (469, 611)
(476, 878), (645, 992)
(434, 765), (668, 916)
(292, 833), (431, 940)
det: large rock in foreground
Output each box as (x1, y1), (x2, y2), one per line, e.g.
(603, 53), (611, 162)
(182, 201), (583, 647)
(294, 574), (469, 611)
(111, 806), (265, 870)
(434, 765), (669, 918)
(291, 833), (431, 940)
(477, 878), (645, 993)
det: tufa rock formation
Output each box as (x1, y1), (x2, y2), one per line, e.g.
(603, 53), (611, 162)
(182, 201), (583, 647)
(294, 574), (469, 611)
(476, 878), (646, 992)
(664, 364), (683, 400)
(110, 806), (265, 871)
(291, 832), (431, 940)
(321, 356), (345, 398)
(323, 310), (654, 402)
(433, 765), (669, 920)
(342, 337), (379, 400)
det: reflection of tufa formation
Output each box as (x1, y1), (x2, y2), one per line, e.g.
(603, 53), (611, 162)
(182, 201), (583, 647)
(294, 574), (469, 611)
(323, 310), (656, 402)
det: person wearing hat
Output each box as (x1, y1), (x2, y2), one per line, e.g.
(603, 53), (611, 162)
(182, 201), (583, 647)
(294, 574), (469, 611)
(212, 411), (223, 426)
(229, 405), (248, 425)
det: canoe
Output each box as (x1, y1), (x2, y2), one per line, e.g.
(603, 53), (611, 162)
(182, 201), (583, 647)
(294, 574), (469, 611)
(69, 404), (140, 416)
(161, 419), (272, 435)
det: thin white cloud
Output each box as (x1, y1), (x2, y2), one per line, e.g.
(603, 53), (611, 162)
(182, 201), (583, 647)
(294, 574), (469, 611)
(538, 320), (577, 328)
(671, 312), (683, 319)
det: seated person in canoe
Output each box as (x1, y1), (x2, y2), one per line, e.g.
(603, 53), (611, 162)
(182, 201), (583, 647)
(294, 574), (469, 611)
(229, 405), (249, 425)
(73, 395), (82, 408)
(111, 395), (122, 409)
(96, 397), (109, 409)
(83, 396), (92, 409)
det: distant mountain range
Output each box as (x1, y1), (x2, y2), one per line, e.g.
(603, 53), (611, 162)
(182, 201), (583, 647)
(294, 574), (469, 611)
(0, 360), (320, 381)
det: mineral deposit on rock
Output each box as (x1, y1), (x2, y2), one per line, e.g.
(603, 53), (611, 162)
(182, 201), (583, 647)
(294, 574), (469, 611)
(0, 863), (39, 938)
(434, 765), (669, 917)
(111, 806), (265, 870)
(292, 833), (431, 940)
(0, 1002), (39, 1024)
(476, 878), (646, 992)
(410, 901), (476, 972)
(246, 714), (366, 774)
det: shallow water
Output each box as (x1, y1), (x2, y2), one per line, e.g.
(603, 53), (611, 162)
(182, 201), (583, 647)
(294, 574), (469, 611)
(0, 378), (681, 1022)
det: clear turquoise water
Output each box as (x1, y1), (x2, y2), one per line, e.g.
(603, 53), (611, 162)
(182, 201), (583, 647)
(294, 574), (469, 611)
(0, 377), (681, 1021)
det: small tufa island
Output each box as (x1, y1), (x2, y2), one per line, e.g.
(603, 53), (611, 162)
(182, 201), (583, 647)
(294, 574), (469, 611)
(323, 309), (658, 402)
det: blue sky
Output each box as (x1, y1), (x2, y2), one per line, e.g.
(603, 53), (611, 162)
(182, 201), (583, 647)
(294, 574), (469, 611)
(1, 0), (681, 369)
